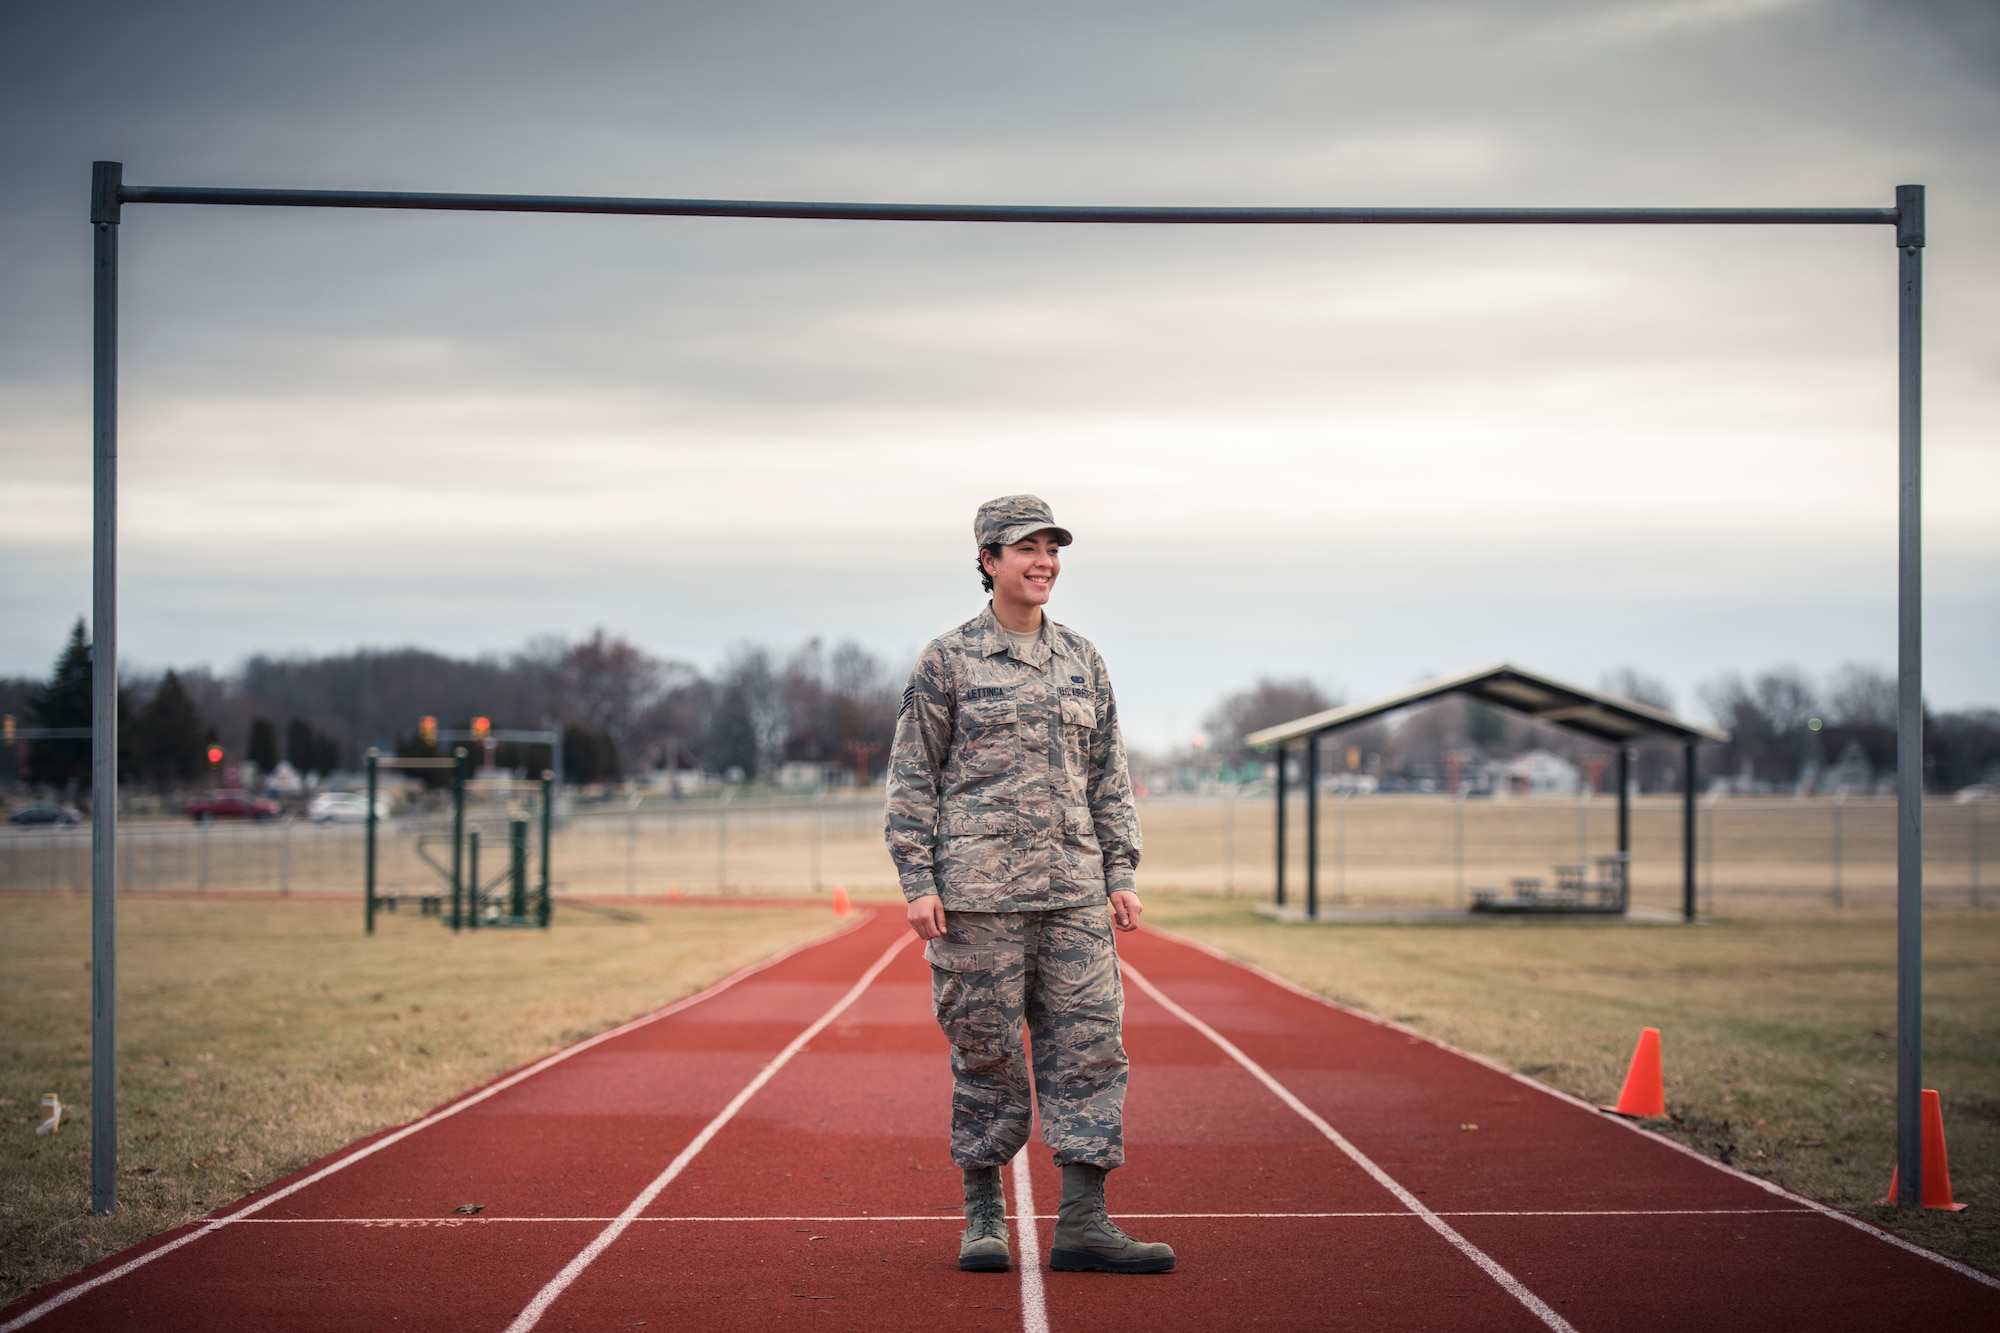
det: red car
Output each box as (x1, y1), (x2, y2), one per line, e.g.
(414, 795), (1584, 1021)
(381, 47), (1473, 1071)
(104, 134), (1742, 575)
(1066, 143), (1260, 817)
(185, 790), (280, 822)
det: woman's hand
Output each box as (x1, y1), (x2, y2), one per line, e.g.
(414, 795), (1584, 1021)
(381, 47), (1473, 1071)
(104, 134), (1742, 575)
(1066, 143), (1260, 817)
(1110, 890), (1143, 932)
(907, 894), (948, 940)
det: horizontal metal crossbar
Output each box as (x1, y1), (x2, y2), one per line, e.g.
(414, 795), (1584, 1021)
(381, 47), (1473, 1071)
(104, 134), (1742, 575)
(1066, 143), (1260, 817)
(373, 757), (460, 770)
(114, 184), (1900, 228)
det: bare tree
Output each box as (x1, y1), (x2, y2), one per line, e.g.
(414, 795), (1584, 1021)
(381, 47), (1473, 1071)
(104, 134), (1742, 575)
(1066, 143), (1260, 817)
(1600, 667), (1674, 713)
(1202, 677), (1340, 764)
(1700, 666), (1821, 788)
(1826, 662), (1895, 728)
(557, 630), (663, 748)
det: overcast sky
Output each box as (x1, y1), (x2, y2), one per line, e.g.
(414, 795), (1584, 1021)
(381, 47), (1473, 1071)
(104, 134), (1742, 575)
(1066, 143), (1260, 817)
(3, 0), (1996, 749)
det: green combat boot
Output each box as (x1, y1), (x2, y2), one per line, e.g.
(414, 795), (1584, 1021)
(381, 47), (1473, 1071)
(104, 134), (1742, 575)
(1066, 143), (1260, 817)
(959, 1166), (1011, 1272)
(1050, 1163), (1176, 1273)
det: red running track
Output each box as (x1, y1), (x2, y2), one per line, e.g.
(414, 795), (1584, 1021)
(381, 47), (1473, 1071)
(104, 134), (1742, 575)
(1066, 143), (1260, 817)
(6, 909), (1998, 1331)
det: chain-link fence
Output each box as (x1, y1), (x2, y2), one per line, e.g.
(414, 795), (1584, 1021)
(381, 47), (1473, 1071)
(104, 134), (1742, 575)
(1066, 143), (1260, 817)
(2, 792), (1989, 912)
(1143, 790), (1990, 912)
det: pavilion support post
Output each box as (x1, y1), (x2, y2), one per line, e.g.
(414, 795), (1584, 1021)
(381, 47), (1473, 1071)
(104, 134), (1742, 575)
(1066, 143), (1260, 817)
(365, 751), (379, 935)
(1306, 733), (1320, 921)
(89, 160), (122, 1217)
(450, 748), (467, 932)
(1894, 183), (1925, 1208)
(1618, 747), (1632, 915)
(1682, 740), (1697, 924)
(1273, 746), (1288, 909)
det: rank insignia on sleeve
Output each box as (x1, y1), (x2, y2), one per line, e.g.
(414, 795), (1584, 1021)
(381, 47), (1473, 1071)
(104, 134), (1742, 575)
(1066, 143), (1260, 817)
(901, 683), (915, 715)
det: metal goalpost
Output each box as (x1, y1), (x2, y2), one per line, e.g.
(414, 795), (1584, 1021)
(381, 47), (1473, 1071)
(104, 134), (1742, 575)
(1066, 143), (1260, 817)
(83, 161), (1928, 1214)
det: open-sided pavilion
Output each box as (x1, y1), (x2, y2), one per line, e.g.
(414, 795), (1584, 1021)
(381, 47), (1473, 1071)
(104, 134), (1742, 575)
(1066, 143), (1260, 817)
(1245, 662), (1729, 923)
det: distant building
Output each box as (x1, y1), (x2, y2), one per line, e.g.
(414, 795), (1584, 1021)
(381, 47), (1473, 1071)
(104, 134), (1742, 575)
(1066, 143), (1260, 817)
(1506, 749), (1581, 795)
(776, 760), (848, 791)
(1822, 740), (1874, 794)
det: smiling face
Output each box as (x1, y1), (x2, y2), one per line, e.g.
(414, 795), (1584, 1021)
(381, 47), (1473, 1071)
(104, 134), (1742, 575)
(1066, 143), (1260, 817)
(981, 530), (1062, 628)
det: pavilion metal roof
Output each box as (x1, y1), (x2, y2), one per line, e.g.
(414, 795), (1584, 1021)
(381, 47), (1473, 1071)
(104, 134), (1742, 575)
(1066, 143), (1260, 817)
(1243, 661), (1729, 749)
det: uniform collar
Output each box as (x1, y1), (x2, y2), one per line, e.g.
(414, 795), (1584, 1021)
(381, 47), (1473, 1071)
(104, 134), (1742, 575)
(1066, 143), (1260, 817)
(973, 603), (1054, 669)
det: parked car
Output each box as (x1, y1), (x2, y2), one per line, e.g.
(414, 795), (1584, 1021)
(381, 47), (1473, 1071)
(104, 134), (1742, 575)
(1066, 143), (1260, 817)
(185, 790), (280, 822)
(307, 792), (390, 824)
(8, 805), (82, 826)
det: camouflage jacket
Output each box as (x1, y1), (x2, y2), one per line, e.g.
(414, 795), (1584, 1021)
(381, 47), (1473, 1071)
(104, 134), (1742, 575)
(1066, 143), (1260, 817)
(884, 605), (1141, 911)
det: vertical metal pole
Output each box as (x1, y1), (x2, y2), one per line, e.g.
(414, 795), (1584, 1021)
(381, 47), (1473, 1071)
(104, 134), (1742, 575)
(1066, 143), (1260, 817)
(1894, 183), (1926, 1208)
(1336, 789), (1348, 904)
(1454, 789), (1465, 906)
(1617, 748), (1631, 861)
(626, 792), (637, 896)
(539, 769), (553, 927)
(1273, 747), (1288, 908)
(467, 828), (481, 929)
(1683, 740), (1697, 923)
(717, 799), (728, 893)
(1305, 733), (1320, 921)
(450, 748), (466, 932)
(365, 750), (379, 934)
(89, 160), (122, 1217)
(1703, 790), (1717, 916)
(1972, 792), (1982, 910)
(1831, 792), (1845, 910)
(510, 817), (528, 919)
(1223, 784), (1235, 896)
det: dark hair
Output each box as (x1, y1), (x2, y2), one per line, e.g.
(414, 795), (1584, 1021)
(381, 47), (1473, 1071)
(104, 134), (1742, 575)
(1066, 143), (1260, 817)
(977, 543), (1002, 594)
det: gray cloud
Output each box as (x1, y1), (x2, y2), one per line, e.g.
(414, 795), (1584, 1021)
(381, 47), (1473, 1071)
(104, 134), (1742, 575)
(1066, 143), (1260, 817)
(3, 0), (1996, 746)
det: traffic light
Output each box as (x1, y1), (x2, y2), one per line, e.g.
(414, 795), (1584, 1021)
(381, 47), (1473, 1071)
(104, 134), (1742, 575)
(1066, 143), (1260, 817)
(420, 715), (437, 746)
(2, 714), (13, 744)
(207, 746), (224, 766)
(471, 717), (491, 743)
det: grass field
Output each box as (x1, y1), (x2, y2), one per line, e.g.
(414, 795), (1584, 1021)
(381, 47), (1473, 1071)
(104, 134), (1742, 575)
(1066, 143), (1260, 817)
(1146, 895), (2000, 1277)
(0, 895), (840, 1309)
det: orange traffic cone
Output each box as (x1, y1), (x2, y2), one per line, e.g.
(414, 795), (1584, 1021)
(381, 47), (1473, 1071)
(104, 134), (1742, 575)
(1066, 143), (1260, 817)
(1600, 1027), (1665, 1118)
(1881, 1089), (1969, 1210)
(831, 886), (851, 917)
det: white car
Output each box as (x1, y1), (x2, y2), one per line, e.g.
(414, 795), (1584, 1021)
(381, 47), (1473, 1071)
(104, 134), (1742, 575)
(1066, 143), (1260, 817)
(307, 792), (391, 824)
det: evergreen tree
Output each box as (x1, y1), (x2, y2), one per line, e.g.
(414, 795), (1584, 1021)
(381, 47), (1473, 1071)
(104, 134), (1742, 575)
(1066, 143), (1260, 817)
(287, 718), (343, 776)
(248, 716), (279, 772)
(25, 620), (92, 789)
(561, 723), (621, 784)
(136, 671), (213, 791)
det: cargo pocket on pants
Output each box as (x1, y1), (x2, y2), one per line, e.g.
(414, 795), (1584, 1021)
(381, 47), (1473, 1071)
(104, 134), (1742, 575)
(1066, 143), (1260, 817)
(926, 940), (998, 1053)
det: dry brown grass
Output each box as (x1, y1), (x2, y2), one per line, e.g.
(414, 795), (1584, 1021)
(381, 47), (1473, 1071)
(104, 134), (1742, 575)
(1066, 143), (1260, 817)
(1146, 895), (2000, 1276)
(0, 894), (839, 1308)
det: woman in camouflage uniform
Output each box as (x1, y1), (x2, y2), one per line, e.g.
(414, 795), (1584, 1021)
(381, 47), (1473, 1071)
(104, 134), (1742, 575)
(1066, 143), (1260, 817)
(884, 494), (1175, 1275)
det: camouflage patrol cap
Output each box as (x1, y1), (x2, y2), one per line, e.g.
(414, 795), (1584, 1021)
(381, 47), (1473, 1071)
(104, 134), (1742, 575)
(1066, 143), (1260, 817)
(975, 494), (1073, 549)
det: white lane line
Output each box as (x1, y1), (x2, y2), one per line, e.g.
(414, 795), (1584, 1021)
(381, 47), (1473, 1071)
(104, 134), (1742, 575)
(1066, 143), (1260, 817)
(1122, 961), (1577, 1333)
(0, 911), (876, 1333)
(229, 1205), (1817, 1225)
(1143, 923), (2000, 1296)
(502, 932), (912, 1333)
(1010, 1151), (1052, 1333)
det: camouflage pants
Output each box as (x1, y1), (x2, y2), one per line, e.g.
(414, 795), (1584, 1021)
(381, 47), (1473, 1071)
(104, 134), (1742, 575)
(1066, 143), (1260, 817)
(924, 903), (1128, 1170)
